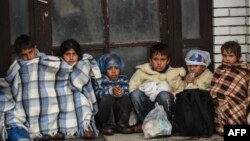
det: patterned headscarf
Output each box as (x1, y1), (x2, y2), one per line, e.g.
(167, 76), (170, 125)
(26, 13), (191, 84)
(185, 49), (211, 67)
(98, 53), (125, 74)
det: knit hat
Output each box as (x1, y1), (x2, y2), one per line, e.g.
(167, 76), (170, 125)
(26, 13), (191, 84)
(98, 53), (125, 74)
(185, 49), (211, 67)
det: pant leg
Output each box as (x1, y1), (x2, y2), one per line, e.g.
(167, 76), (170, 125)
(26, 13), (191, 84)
(130, 89), (154, 123)
(98, 95), (116, 129)
(155, 91), (174, 122)
(7, 126), (30, 141)
(114, 95), (133, 128)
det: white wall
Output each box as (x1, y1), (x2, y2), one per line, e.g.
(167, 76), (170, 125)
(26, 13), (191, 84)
(213, 0), (250, 68)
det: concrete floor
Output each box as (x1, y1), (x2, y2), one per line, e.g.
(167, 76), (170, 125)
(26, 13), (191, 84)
(64, 133), (223, 141)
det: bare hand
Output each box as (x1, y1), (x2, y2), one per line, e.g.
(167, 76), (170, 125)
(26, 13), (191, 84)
(112, 85), (123, 97)
(185, 73), (195, 83)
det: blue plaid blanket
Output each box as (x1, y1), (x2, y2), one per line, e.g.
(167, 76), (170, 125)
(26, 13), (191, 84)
(0, 54), (101, 139)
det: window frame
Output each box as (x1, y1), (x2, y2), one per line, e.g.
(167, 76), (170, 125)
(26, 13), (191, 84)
(32, 0), (168, 54)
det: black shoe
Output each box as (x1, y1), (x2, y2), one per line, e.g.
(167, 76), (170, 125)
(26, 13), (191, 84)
(42, 134), (52, 141)
(82, 130), (95, 139)
(102, 128), (114, 135)
(52, 132), (65, 140)
(116, 127), (133, 134)
(132, 124), (143, 133)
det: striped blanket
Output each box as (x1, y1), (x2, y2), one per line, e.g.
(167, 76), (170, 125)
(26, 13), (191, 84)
(210, 61), (250, 134)
(0, 54), (101, 139)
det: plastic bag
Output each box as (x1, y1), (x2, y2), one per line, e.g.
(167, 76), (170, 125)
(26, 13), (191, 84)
(139, 81), (171, 102)
(142, 103), (172, 138)
(129, 109), (137, 126)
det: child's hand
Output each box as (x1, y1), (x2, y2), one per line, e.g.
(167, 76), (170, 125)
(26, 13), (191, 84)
(185, 73), (195, 83)
(112, 85), (123, 97)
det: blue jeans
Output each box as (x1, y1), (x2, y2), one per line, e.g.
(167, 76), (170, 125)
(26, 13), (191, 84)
(130, 89), (174, 123)
(7, 126), (30, 141)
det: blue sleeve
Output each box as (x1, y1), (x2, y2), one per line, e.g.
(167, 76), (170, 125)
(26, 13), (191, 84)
(119, 75), (130, 96)
(94, 76), (112, 97)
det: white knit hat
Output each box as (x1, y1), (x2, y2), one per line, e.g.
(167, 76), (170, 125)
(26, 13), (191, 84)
(185, 49), (211, 67)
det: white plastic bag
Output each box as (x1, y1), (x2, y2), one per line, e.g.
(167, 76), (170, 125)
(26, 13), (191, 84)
(139, 81), (171, 102)
(142, 103), (172, 138)
(129, 109), (137, 126)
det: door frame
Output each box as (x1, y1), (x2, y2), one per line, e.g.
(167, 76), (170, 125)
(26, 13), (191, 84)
(0, 0), (11, 77)
(167, 0), (213, 70)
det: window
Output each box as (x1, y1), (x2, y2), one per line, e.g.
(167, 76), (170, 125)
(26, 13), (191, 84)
(48, 0), (163, 51)
(0, 0), (212, 77)
(51, 0), (103, 46)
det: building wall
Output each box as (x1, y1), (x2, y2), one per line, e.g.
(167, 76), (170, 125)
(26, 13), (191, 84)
(213, 0), (250, 68)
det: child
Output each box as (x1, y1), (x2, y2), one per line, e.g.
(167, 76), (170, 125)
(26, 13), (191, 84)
(14, 34), (45, 61)
(172, 49), (215, 136)
(58, 39), (96, 139)
(5, 34), (46, 141)
(210, 41), (250, 135)
(129, 43), (182, 132)
(184, 49), (213, 90)
(58, 39), (82, 66)
(95, 53), (133, 135)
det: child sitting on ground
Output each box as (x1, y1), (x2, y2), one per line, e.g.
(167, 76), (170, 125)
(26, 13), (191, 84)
(95, 53), (133, 135)
(129, 43), (186, 133)
(58, 39), (97, 139)
(210, 41), (250, 135)
(184, 49), (213, 90)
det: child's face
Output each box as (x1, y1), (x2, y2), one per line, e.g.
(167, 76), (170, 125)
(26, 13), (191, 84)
(187, 65), (206, 77)
(19, 47), (37, 61)
(63, 48), (79, 65)
(222, 49), (237, 65)
(149, 53), (170, 72)
(106, 66), (120, 81)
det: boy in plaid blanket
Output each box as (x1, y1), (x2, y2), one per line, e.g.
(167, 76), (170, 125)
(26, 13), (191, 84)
(95, 53), (133, 135)
(13, 34), (46, 61)
(4, 34), (47, 141)
(210, 41), (250, 135)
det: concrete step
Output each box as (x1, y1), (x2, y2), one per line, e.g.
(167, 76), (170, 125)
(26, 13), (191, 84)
(104, 133), (223, 141)
(64, 133), (223, 141)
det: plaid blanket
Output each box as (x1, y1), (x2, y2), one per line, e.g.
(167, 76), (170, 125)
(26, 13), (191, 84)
(0, 78), (15, 141)
(1, 54), (101, 139)
(0, 78), (15, 112)
(210, 61), (250, 134)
